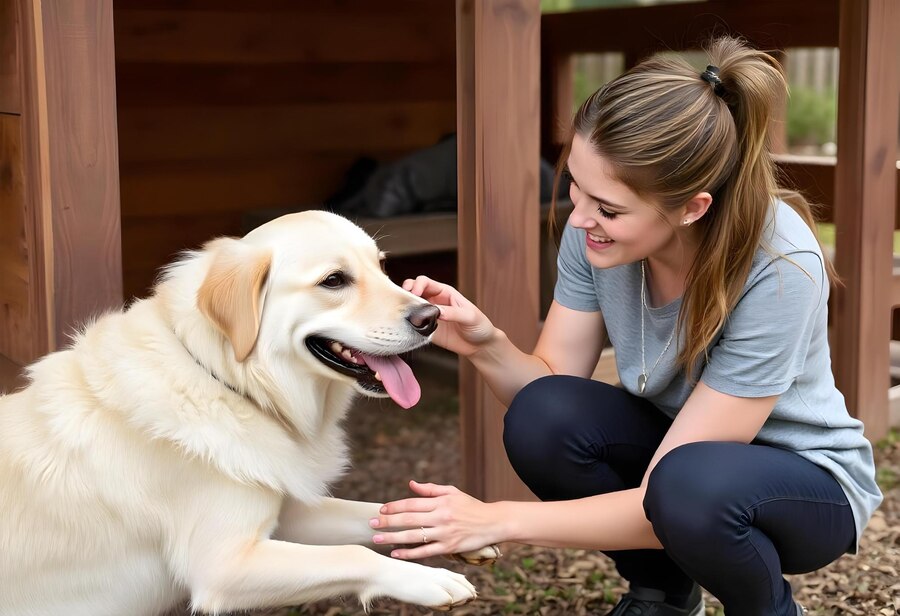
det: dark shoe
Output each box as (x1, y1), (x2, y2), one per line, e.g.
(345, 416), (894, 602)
(605, 583), (704, 615)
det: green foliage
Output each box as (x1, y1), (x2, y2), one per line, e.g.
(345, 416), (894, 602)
(876, 428), (900, 449)
(876, 467), (897, 492)
(787, 87), (837, 147)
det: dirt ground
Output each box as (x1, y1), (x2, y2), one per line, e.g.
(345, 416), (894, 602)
(192, 362), (900, 616)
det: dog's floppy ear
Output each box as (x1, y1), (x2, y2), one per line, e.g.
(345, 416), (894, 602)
(197, 239), (272, 362)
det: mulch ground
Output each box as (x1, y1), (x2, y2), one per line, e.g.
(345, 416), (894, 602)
(193, 365), (900, 616)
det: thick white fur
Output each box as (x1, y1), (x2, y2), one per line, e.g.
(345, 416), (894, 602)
(0, 211), (477, 615)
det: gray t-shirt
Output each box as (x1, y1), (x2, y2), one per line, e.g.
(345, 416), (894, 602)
(554, 200), (882, 552)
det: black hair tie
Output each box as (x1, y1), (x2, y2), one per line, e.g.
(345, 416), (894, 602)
(700, 64), (725, 97)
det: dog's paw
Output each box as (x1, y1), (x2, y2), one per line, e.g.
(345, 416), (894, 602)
(445, 544), (502, 567)
(364, 561), (477, 609)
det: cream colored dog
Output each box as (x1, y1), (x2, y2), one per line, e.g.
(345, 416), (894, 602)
(0, 211), (496, 615)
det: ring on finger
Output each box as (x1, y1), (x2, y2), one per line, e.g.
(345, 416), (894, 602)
(420, 527), (429, 543)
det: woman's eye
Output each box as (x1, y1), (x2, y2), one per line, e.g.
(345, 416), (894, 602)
(598, 206), (617, 220)
(320, 273), (348, 289)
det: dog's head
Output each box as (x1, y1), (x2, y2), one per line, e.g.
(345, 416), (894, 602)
(196, 211), (437, 409)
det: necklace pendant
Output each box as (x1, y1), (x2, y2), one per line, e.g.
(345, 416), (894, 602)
(637, 373), (648, 394)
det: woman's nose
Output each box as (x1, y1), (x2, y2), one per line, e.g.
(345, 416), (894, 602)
(568, 202), (597, 229)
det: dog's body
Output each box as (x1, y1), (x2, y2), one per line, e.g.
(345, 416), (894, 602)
(0, 211), (482, 615)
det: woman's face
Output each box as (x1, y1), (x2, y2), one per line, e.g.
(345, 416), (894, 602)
(566, 133), (683, 269)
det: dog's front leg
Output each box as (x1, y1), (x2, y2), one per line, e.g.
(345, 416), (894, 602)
(274, 496), (382, 547)
(189, 539), (476, 613)
(275, 496), (502, 566)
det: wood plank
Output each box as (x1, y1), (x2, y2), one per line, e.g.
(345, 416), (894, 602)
(38, 0), (124, 347)
(542, 0), (840, 57)
(775, 155), (900, 225)
(831, 0), (900, 442)
(457, 0), (541, 502)
(775, 155), (838, 220)
(116, 102), (457, 164)
(114, 62), (456, 107)
(113, 9), (456, 65)
(0, 0), (20, 114)
(0, 115), (36, 364)
(119, 155), (376, 218)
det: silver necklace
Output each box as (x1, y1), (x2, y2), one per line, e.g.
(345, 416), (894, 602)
(638, 259), (677, 394)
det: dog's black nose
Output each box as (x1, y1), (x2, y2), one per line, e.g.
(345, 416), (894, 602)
(406, 304), (440, 336)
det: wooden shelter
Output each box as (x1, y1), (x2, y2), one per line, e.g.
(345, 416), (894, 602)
(1, 0), (897, 502)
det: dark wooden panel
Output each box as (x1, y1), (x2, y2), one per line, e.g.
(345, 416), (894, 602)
(116, 102), (457, 164)
(542, 0), (840, 57)
(457, 0), (541, 502)
(831, 0), (900, 442)
(119, 154), (374, 218)
(0, 115), (35, 364)
(0, 0), (20, 114)
(113, 9), (456, 65)
(41, 0), (123, 346)
(121, 213), (243, 298)
(114, 62), (456, 107)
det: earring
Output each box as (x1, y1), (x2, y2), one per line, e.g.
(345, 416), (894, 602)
(683, 219), (691, 226)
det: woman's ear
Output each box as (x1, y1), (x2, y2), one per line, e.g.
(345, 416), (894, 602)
(680, 192), (713, 226)
(197, 239), (272, 362)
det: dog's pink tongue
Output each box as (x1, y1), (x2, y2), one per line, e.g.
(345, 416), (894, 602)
(358, 353), (421, 409)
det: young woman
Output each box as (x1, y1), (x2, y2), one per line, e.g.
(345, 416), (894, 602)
(367, 38), (882, 616)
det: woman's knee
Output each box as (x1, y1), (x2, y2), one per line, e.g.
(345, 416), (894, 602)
(643, 442), (739, 544)
(503, 375), (611, 462)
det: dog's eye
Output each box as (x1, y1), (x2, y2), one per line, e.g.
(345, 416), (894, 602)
(320, 272), (348, 289)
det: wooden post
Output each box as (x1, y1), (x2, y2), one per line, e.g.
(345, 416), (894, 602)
(456, 0), (541, 501)
(832, 0), (900, 441)
(8, 0), (123, 361)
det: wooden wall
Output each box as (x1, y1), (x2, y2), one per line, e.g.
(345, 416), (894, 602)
(113, 0), (458, 299)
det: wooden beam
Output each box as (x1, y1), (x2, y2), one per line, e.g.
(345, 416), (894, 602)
(541, 0), (840, 57)
(832, 0), (900, 442)
(16, 0), (123, 353)
(456, 0), (541, 502)
(14, 0), (53, 359)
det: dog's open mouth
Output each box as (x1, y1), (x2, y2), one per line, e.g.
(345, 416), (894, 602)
(305, 336), (421, 409)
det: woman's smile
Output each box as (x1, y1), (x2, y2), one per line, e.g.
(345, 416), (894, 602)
(586, 232), (615, 251)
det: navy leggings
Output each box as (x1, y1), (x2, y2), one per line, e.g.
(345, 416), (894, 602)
(503, 375), (856, 616)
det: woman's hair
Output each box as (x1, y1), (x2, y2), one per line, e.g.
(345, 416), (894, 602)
(550, 36), (834, 380)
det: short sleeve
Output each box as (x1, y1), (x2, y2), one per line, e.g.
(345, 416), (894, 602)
(554, 224), (601, 312)
(701, 251), (826, 397)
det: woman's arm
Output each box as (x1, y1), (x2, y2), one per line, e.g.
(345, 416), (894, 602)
(371, 382), (778, 558)
(469, 300), (607, 406)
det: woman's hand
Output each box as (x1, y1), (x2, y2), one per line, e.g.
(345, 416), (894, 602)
(402, 276), (497, 357)
(369, 480), (506, 560)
